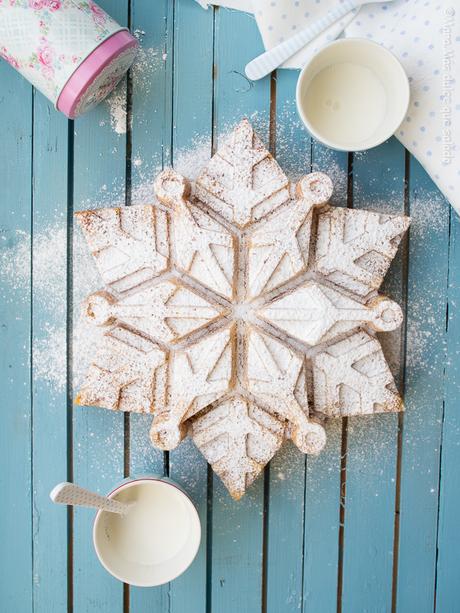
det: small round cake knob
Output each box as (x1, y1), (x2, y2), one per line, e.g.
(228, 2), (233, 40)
(84, 291), (116, 326)
(154, 169), (191, 207)
(150, 418), (187, 451)
(296, 172), (333, 205)
(368, 297), (403, 332)
(291, 421), (327, 455)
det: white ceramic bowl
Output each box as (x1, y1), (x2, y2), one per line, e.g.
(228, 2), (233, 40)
(296, 38), (410, 152)
(93, 476), (201, 587)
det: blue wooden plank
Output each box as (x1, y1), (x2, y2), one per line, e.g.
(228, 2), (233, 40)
(31, 94), (69, 613)
(210, 9), (270, 613)
(72, 1), (129, 610)
(169, 439), (208, 613)
(264, 69), (310, 613)
(168, 1), (215, 611)
(0, 62), (33, 613)
(396, 158), (450, 612)
(266, 441), (305, 613)
(303, 141), (347, 613)
(341, 138), (406, 613)
(130, 0), (172, 184)
(435, 209), (460, 611)
(303, 423), (342, 612)
(128, 1), (171, 609)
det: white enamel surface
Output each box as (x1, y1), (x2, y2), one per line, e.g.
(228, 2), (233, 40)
(93, 479), (201, 587)
(296, 38), (410, 152)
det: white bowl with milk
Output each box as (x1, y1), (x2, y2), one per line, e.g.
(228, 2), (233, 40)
(93, 476), (201, 587)
(296, 38), (410, 152)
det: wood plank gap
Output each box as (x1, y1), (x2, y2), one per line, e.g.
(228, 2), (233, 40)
(123, 9), (132, 611)
(432, 209), (453, 613)
(125, 0), (133, 208)
(432, 405), (446, 613)
(206, 11), (217, 613)
(300, 456), (307, 613)
(391, 147), (411, 613)
(301, 97), (313, 597)
(163, 0), (177, 512)
(123, 582), (130, 613)
(268, 73), (277, 156)
(346, 152), (353, 209)
(164, 451), (170, 477)
(123, 10), (133, 613)
(261, 465), (270, 613)
(391, 414), (404, 613)
(123, 412), (130, 479)
(205, 464), (214, 613)
(433, 202), (458, 612)
(123, 0), (133, 483)
(166, 0), (176, 169)
(30, 88), (35, 613)
(66, 118), (75, 613)
(336, 418), (348, 613)
(336, 150), (353, 613)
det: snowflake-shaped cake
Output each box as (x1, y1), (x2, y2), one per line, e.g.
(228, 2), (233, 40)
(75, 120), (410, 499)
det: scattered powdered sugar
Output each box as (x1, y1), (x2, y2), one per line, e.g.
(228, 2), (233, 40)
(0, 221), (101, 394)
(106, 81), (127, 135)
(33, 324), (66, 389)
(173, 135), (213, 180)
(0, 229), (30, 301)
(409, 191), (449, 240)
(73, 227), (106, 388)
(129, 133), (214, 206)
(104, 46), (163, 135)
(0, 130), (219, 395)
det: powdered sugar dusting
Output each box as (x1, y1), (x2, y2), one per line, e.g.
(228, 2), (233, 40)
(129, 133), (214, 207)
(104, 46), (162, 135)
(106, 81), (127, 135)
(0, 221), (101, 394)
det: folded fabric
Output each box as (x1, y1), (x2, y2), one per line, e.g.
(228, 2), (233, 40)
(194, 0), (460, 215)
(196, 0), (357, 64)
(252, 0), (358, 68)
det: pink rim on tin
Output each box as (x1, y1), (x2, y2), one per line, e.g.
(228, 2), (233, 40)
(57, 30), (138, 119)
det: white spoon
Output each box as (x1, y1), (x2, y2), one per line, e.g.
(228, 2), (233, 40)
(50, 482), (133, 515)
(245, 0), (395, 81)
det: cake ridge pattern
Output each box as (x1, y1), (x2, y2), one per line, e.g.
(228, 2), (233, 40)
(76, 119), (410, 499)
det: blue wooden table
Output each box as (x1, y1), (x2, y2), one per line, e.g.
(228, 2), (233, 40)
(1, 1), (459, 611)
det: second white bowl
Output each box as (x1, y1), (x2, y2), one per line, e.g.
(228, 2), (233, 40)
(296, 38), (410, 152)
(93, 476), (201, 587)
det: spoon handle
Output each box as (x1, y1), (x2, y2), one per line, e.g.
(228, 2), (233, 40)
(50, 482), (130, 515)
(245, 0), (357, 81)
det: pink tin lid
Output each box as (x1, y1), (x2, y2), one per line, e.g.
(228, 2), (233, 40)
(57, 30), (138, 119)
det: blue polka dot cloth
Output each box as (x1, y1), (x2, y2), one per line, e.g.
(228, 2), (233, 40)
(197, 0), (460, 214)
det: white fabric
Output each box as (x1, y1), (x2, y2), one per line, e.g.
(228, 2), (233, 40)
(252, 0), (358, 68)
(347, 1), (459, 213)
(195, 0), (460, 214)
